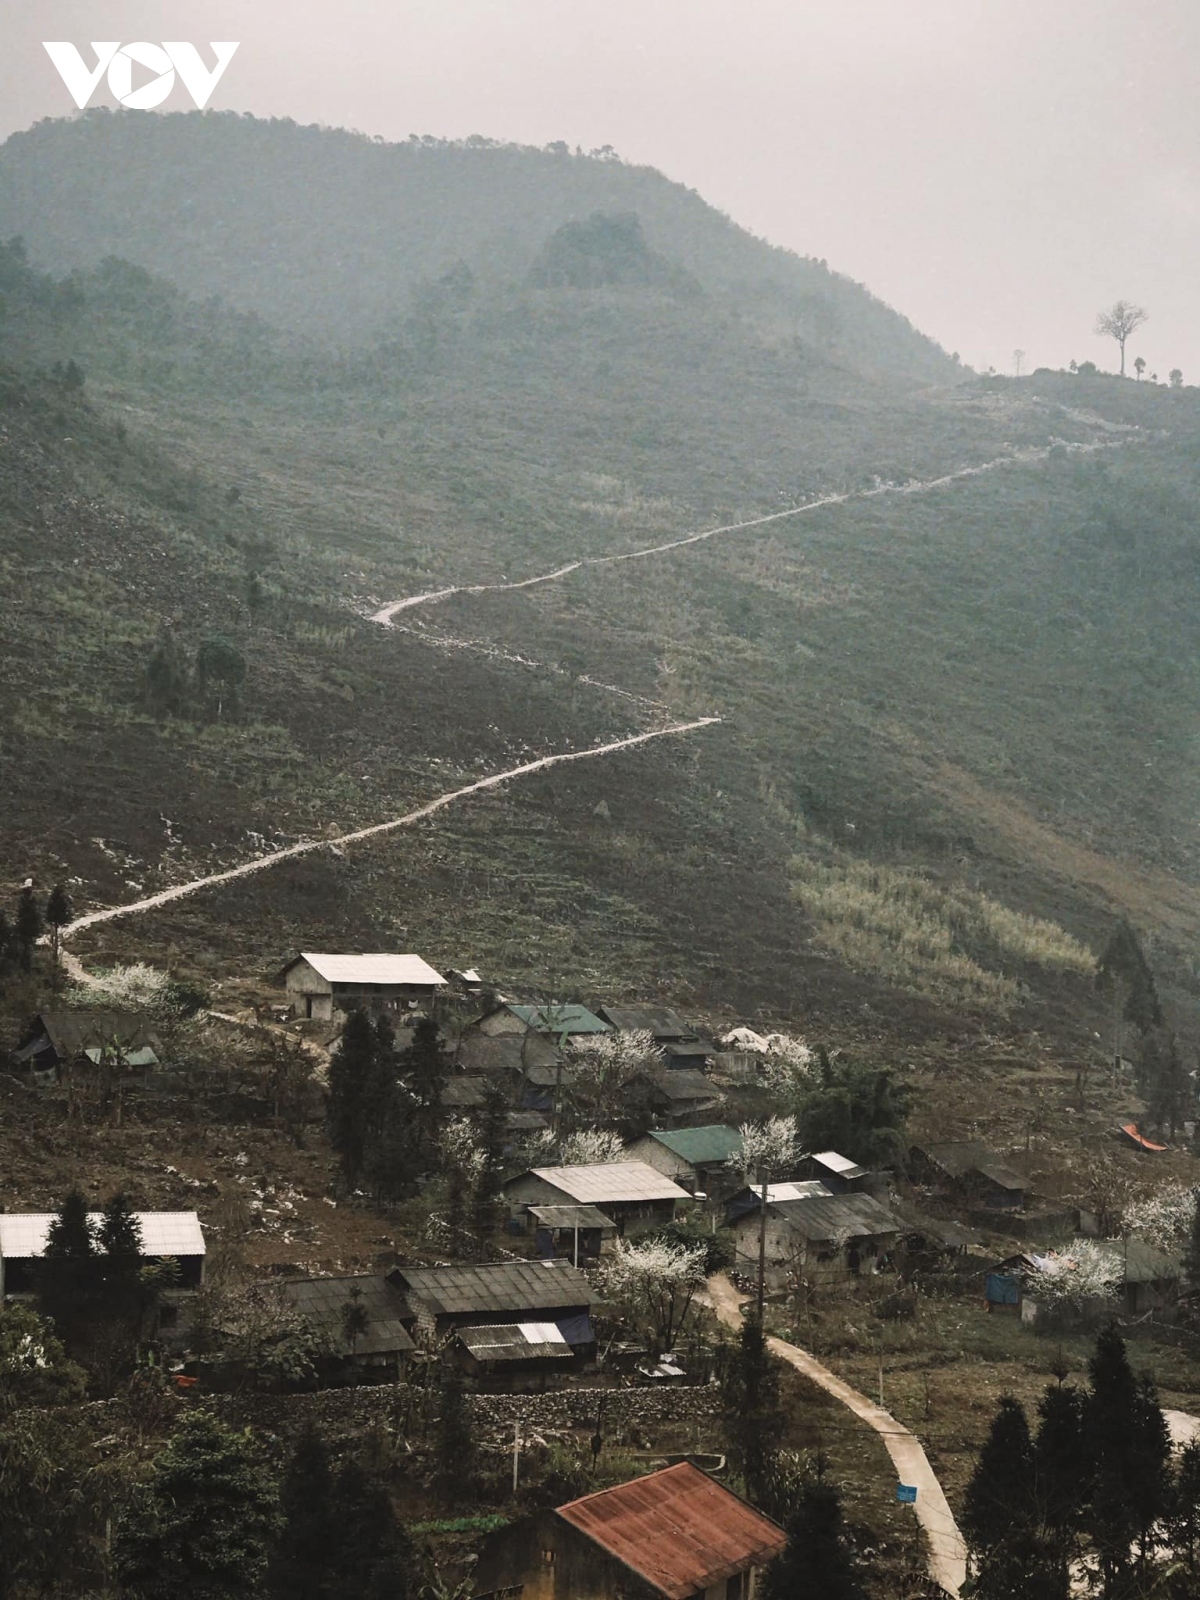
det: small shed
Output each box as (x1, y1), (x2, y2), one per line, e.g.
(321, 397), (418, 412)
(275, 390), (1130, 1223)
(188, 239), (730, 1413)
(527, 1203), (618, 1265)
(596, 1006), (695, 1040)
(277, 952), (446, 1021)
(504, 1162), (691, 1234)
(643, 1067), (723, 1127)
(453, 1320), (576, 1388)
(278, 1274), (415, 1380)
(389, 1259), (594, 1343)
(626, 1125), (744, 1197)
(803, 1150), (869, 1194)
(473, 1462), (786, 1600)
(0, 1211), (205, 1297)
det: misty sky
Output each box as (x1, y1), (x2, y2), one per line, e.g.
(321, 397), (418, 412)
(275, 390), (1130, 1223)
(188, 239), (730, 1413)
(3, 1), (1198, 379)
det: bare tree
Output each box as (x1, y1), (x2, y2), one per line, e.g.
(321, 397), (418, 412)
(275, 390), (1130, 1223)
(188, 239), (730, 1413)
(1095, 300), (1148, 377)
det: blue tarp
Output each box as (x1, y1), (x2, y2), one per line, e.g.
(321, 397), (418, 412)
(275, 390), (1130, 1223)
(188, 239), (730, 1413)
(986, 1272), (1020, 1306)
(556, 1313), (595, 1348)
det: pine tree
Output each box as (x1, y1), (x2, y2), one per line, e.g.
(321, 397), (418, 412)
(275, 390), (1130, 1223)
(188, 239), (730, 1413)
(1145, 1031), (1191, 1139)
(962, 1395), (1036, 1555)
(14, 885), (43, 972)
(115, 1411), (282, 1600)
(763, 1473), (863, 1600)
(0, 908), (14, 973)
(1169, 1440), (1200, 1582)
(329, 1460), (415, 1599)
(721, 1313), (784, 1503)
(1033, 1381), (1085, 1596)
(400, 1013), (449, 1114)
(326, 1010), (375, 1187)
(1083, 1325), (1169, 1597)
(39, 1191), (96, 1347)
(97, 1193), (145, 1332)
(45, 883), (71, 989)
(268, 1425), (339, 1600)
(433, 1368), (476, 1505)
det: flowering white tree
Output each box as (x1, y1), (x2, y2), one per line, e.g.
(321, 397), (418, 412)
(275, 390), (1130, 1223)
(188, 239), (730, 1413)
(760, 1034), (814, 1094)
(439, 1117), (486, 1185)
(569, 1029), (662, 1128)
(530, 1127), (626, 1167)
(67, 962), (175, 1015)
(1124, 1184), (1197, 1257)
(1029, 1243), (1123, 1311)
(740, 1116), (798, 1183)
(601, 1237), (708, 1352)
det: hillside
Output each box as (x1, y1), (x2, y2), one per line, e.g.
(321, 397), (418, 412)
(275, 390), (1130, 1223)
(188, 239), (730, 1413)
(0, 110), (954, 377)
(1, 112), (1199, 1077)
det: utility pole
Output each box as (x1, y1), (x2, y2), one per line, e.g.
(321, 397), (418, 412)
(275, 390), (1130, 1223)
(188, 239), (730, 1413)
(756, 1175), (769, 1318)
(512, 1419), (521, 1495)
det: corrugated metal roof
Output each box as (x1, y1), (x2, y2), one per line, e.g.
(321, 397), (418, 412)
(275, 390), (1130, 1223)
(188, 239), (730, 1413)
(528, 1204), (617, 1231)
(524, 1162), (691, 1206)
(598, 1007), (693, 1039)
(643, 1126), (742, 1167)
(0, 1212), (205, 1259)
(918, 1142), (1031, 1189)
(650, 1068), (721, 1103)
(764, 1193), (904, 1244)
(16, 1009), (162, 1066)
(292, 953), (447, 987)
(280, 1275), (415, 1356)
(455, 1322), (574, 1362)
(442, 1077), (487, 1108)
(457, 1032), (559, 1075)
(1119, 1123), (1169, 1153)
(556, 1463), (786, 1600)
(506, 1004), (610, 1035)
(811, 1150), (866, 1178)
(392, 1259), (592, 1317)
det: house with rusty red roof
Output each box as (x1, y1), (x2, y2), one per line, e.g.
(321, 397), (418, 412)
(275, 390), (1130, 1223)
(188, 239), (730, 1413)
(472, 1461), (786, 1600)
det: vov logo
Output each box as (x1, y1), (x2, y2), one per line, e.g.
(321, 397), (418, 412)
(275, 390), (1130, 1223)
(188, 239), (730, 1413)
(43, 42), (239, 111)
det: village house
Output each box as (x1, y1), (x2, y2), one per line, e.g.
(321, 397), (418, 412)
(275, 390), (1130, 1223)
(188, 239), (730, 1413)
(987, 1239), (1181, 1321)
(277, 952), (447, 1021)
(642, 1066), (724, 1127)
(724, 1180), (832, 1227)
(504, 1162), (691, 1235)
(732, 1192), (904, 1287)
(910, 1141), (1032, 1211)
(13, 1008), (162, 1079)
(597, 1005), (718, 1072)
(278, 1274), (414, 1381)
(452, 1320), (579, 1390)
(525, 1203), (618, 1266)
(0, 1211), (206, 1298)
(473, 1001), (611, 1041)
(389, 1260), (594, 1352)
(473, 1462), (787, 1600)
(626, 1125), (744, 1198)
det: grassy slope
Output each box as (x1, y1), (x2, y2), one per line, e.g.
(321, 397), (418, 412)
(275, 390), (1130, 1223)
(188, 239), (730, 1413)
(1, 122), (1199, 1055)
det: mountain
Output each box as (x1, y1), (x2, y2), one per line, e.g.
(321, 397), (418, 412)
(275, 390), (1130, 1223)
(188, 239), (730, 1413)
(2, 111), (1200, 1068)
(0, 110), (953, 377)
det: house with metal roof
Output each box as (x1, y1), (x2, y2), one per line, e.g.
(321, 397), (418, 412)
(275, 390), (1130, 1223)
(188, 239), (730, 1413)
(597, 1005), (694, 1040)
(277, 952), (446, 1021)
(732, 1192), (905, 1287)
(803, 1149), (870, 1193)
(473, 1462), (786, 1600)
(626, 1125), (744, 1196)
(389, 1259), (594, 1343)
(473, 1001), (611, 1040)
(504, 1162), (691, 1234)
(641, 1067), (724, 1128)
(13, 1009), (163, 1078)
(526, 1203), (618, 1266)
(452, 1320), (578, 1388)
(910, 1141), (1032, 1211)
(724, 1180), (832, 1227)
(0, 1211), (205, 1297)
(278, 1274), (415, 1379)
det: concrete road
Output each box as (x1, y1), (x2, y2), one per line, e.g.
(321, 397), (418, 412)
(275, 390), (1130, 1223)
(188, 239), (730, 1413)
(705, 1273), (967, 1598)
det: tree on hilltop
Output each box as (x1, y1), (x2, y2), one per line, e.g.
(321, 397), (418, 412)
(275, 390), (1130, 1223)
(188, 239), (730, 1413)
(1095, 300), (1148, 377)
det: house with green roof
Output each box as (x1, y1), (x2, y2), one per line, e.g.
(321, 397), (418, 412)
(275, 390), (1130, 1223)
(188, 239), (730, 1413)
(625, 1125), (745, 1197)
(474, 1001), (611, 1039)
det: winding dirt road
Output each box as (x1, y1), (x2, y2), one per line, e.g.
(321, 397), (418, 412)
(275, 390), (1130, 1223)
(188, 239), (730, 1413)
(371, 440), (1118, 623)
(705, 1273), (966, 1598)
(59, 716), (720, 944)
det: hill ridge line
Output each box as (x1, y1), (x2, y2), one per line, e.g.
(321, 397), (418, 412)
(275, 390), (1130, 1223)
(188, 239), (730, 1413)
(56, 717), (721, 944)
(370, 437), (1122, 622)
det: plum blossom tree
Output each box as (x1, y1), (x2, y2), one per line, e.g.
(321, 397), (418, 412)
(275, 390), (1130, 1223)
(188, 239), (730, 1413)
(601, 1237), (708, 1353)
(740, 1117), (798, 1183)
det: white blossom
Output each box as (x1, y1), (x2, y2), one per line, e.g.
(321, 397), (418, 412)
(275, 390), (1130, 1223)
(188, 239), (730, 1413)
(740, 1116), (798, 1182)
(439, 1116), (486, 1182)
(1124, 1184), (1197, 1257)
(1028, 1242), (1123, 1309)
(601, 1237), (708, 1350)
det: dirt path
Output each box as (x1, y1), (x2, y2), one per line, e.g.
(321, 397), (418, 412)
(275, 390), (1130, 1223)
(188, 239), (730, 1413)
(705, 1273), (966, 1598)
(58, 716), (720, 945)
(371, 440), (1119, 623)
